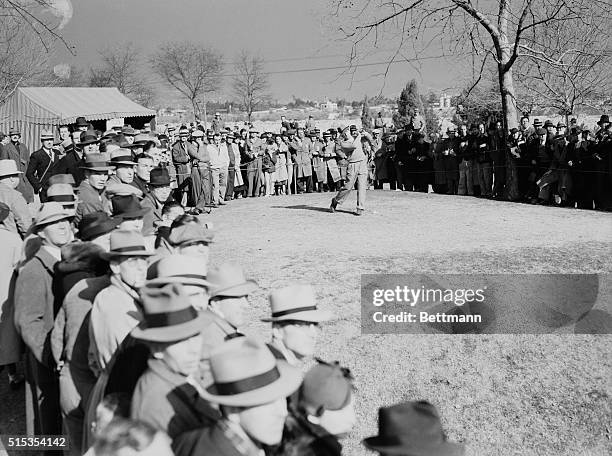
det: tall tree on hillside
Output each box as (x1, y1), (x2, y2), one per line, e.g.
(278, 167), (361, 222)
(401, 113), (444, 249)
(232, 51), (269, 122)
(331, 0), (610, 133)
(393, 80), (423, 129)
(89, 43), (155, 107)
(361, 96), (373, 131)
(150, 41), (223, 125)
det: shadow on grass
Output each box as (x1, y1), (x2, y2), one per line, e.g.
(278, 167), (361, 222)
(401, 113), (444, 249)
(271, 204), (355, 214)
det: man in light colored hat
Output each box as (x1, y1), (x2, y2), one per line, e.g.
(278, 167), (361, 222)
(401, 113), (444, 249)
(171, 126), (194, 207)
(108, 148), (138, 186)
(26, 130), (57, 202)
(329, 125), (373, 215)
(207, 132), (230, 207)
(212, 112), (225, 134)
(130, 283), (222, 440)
(188, 129), (213, 214)
(75, 153), (115, 225)
(263, 284), (333, 367)
(0, 159), (31, 237)
(173, 337), (303, 455)
(0, 127), (34, 201)
(14, 202), (74, 435)
(89, 230), (154, 372)
(47, 183), (77, 214)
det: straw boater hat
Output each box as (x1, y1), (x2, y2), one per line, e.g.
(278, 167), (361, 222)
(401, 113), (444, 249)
(132, 283), (212, 343)
(363, 401), (464, 455)
(33, 202), (73, 231)
(46, 183), (77, 208)
(261, 284), (333, 323)
(40, 130), (54, 141)
(191, 129), (204, 138)
(207, 263), (258, 298)
(80, 154), (115, 172)
(146, 254), (211, 288)
(109, 148), (137, 166)
(199, 337), (302, 407)
(101, 230), (154, 261)
(0, 159), (23, 177)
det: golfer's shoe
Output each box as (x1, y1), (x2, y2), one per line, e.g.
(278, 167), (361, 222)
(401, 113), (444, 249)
(355, 208), (364, 216)
(330, 199), (338, 213)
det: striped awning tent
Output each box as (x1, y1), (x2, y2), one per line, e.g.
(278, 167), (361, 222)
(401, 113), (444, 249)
(0, 87), (156, 153)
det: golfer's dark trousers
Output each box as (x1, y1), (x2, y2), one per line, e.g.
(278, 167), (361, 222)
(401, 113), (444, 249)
(225, 168), (235, 200)
(247, 159), (262, 197)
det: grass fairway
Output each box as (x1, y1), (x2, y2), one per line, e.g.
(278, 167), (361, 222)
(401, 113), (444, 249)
(1, 189), (610, 455)
(207, 189), (612, 456)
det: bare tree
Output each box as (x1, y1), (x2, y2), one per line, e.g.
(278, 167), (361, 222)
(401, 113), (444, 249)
(330, 0), (611, 131)
(515, 9), (611, 122)
(232, 51), (269, 122)
(89, 43), (156, 107)
(0, 17), (50, 104)
(150, 41), (223, 126)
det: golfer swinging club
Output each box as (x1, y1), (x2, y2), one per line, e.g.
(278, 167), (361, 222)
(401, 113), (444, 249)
(330, 124), (373, 216)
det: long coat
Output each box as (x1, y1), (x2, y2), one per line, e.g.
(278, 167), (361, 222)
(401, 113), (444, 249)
(75, 180), (111, 225)
(51, 149), (86, 186)
(289, 138), (313, 178)
(172, 141), (193, 188)
(0, 141), (34, 202)
(0, 182), (32, 238)
(311, 140), (327, 182)
(26, 147), (57, 200)
(14, 247), (62, 435)
(0, 227), (23, 365)
(173, 420), (265, 456)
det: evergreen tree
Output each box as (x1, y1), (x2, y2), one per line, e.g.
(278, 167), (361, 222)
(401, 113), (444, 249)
(361, 96), (373, 132)
(393, 79), (424, 129)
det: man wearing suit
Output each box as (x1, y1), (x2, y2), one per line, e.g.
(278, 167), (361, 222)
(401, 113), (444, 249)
(0, 128), (34, 202)
(27, 130), (57, 202)
(288, 127), (314, 194)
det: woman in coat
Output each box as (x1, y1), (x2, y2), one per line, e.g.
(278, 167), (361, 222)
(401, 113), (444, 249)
(274, 135), (289, 195)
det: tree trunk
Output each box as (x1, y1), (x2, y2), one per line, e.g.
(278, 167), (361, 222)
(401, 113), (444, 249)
(202, 102), (208, 130)
(191, 99), (199, 123)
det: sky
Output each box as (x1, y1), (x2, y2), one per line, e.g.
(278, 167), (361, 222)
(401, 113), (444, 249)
(49, 0), (472, 104)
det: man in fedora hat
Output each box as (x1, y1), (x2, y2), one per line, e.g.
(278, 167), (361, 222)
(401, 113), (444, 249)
(14, 202), (74, 436)
(173, 337), (303, 456)
(212, 112), (225, 134)
(279, 359), (356, 456)
(0, 201), (25, 391)
(130, 283), (222, 440)
(263, 284), (333, 367)
(141, 166), (173, 229)
(111, 194), (152, 234)
(79, 130), (101, 156)
(172, 126), (194, 207)
(119, 126), (137, 145)
(76, 211), (119, 251)
(593, 114), (611, 210)
(75, 117), (90, 132)
(188, 129), (213, 213)
(51, 131), (91, 186)
(167, 223), (214, 264)
(0, 127), (34, 202)
(27, 130), (58, 202)
(108, 149), (138, 186)
(46, 183), (77, 214)
(89, 230), (154, 372)
(362, 400), (464, 455)
(289, 127), (314, 195)
(75, 153), (115, 224)
(0, 159), (31, 237)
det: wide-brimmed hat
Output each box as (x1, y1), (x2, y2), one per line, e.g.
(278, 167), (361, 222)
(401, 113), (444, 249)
(191, 129), (204, 138)
(169, 223), (214, 247)
(48, 173), (76, 187)
(132, 283), (211, 343)
(178, 128), (190, 137)
(556, 122), (566, 128)
(146, 254), (211, 288)
(208, 263), (258, 298)
(132, 134), (155, 147)
(200, 337), (302, 407)
(363, 401), (464, 455)
(47, 183), (76, 207)
(121, 126), (137, 136)
(0, 159), (23, 177)
(40, 130), (54, 141)
(0, 202), (10, 223)
(77, 211), (119, 241)
(101, 229), (154, 260)
(110, 149), (137, 166)
(33, 202), (73, 230)
(533, 118), (542, 126)
(111, 195), (148, 219)
(80, 153), (114, 172)
(75, 117), (89, 127)
(261, 284), (333, 323)
(8, 128), (21, 136)
(79, 130), (99, 146)
(543, 120), (554, 128)
(149, 167), (171, 186)
(597, 114), (610, 126)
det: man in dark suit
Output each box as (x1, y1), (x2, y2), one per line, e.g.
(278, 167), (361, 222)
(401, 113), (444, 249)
(26, 130), (57, 202)
(0, 127), (34, 202)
